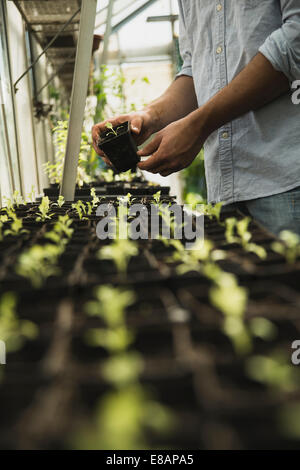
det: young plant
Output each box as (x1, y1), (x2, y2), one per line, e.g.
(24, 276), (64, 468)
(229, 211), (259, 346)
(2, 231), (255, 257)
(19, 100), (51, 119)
(102, 169), (115, 183)
(98, 238), (138, 277)
(36, 196), (53, 222)
(105, 122), (117, 137)
(4, 215), (28, 237)
(208, 268), (251, 355)
(53, 195), (65, 208)
(225, 216), (267, 259)
(71, 200), (88, 220)
(12, 190), (25, 208)
(118, 193), (132, 207)
(86, 202), (93, 216)
(45, 215), (74, 246)
(246, 352), (300, 392)
(91, 188), (100, 208)
(204, 202), (224, 223)
(153, 191), (161, 205)
(272, 230), (300, 264)
(0, 215), (9, 241)
(26, 185), (36, 203)
(175, 239), (226, 274)
(0, 292), (38, 353)
(85, 285), (136, 328)
(16, 244), (62, 288)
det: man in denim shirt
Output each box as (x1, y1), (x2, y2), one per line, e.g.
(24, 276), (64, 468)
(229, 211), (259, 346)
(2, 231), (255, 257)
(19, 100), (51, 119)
(93, 1), (300, 235)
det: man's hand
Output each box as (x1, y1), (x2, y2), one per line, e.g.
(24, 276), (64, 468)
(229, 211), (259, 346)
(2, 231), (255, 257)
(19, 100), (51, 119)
(137, 115), (206, 177)
(92, 109), (160, 166)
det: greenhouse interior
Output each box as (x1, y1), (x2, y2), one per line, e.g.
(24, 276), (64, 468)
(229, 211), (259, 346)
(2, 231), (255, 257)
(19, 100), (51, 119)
(0, 0), (300, 452)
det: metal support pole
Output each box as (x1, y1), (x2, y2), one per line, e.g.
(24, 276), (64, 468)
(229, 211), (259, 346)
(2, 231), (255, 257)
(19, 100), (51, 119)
(101, 0), (114, 65)
(60, 0), (97, 201)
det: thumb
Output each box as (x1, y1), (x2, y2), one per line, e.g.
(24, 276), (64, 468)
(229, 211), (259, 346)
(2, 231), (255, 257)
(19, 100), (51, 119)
(137, 136), (161, 157)
(130, 116), (143, 135)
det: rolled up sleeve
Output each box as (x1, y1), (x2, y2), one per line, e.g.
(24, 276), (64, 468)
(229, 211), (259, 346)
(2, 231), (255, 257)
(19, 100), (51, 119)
(176, 0), (193, 78)
(259, 0), (300, 82)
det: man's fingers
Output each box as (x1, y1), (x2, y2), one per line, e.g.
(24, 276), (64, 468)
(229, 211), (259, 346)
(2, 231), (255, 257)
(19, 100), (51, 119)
(138, 151), (166, 172)
(130, 116), (143, 135)
(137, 136), (161, 157)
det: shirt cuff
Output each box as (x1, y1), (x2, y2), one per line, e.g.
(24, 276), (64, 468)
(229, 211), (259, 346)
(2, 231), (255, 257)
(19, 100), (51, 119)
(176, 65), (193, 79)
(259, 28), (300, 83)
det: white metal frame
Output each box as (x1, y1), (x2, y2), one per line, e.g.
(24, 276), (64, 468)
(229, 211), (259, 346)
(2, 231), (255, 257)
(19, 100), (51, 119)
(60, 0), (98, 201)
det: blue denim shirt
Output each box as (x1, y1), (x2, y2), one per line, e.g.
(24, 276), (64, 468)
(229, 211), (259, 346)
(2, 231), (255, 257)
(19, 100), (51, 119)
(177, 0), (300, 205)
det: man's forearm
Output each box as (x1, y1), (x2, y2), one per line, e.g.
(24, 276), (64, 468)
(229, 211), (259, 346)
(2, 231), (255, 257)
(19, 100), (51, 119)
(190, 52), (290, 137)
(146, 75), (198, 131)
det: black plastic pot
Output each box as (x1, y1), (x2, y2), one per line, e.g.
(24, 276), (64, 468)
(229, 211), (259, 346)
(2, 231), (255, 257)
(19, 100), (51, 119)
(98, 121), (140, 173)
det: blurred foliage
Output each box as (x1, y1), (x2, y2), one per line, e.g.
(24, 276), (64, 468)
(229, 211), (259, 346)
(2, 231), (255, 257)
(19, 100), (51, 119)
(182, 149), (207, 204)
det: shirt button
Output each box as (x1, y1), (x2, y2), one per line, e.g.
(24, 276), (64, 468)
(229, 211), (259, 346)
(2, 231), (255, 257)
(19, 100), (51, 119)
(216, 46), (222, 54)
(222, 132), (229, 139)
(217, 4), (222, 11)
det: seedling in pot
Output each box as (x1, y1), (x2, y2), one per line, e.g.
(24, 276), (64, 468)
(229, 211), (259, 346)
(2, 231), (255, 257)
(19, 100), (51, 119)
(105, 122), (118, 137)
(98, 238), (138, 278)
(27, 185), (36, 203)
(53, 195), (65, 208)
(16, 244), (62, 288)
(0, 292), (38, 354)
(91, 188), (100, 208)
(45, 215), (74, 247)
(4, 215), (29, 237)
(204, 202), (224, 223)
(225, 216), (267, 259)
(272, 230), (300, 264)
(85, 326), (134, 354)
(72, 200), (88, 220)
(85, 285), (136, 328)
(153, 191), (161, 205)
(12, 190), (25, 208)
(36, 196), (54, 222)
(98, 121), (140, 173)
(102, 169), (115, 183)
(0, 215), (9, 241)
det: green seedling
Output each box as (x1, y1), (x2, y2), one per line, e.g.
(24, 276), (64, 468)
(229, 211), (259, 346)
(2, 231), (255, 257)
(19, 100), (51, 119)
(12, 190), (25, 208)
(4, 215), (28, 237)
(36, 196), (54, 222)
(27, 185), (36, 203)
(72, 200), (88, 220)
(53, 195), (65, 208)
(272, 230), (300, 264)
(98, 239), (138, 277)
(86, 326), (134, 354)
(175, 239), (226, 274)
(101, 352), (144, 387)
(0, 292), (38, 353)
(246, 352), (300, 392)
(86, 285), (136, 328)
(204, 202), (224, 223)
(72, 383), (175, 451)
(16, 244), (62, 288)
(225, 216), (267, 259)
(0, 215), (9, 241)
(102, 169), (115, 183)
(91, 188), (100, 208)
(86, 202), (93, 216)
(153, 191), (161, 205)
(105, 122), (117, 137)
(45, 215), (73, 247)
(3, 197), (13, 211)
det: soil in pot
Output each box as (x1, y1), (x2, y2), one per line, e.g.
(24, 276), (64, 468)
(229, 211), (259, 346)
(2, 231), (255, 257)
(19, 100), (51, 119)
(98, 121), (140, 173)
